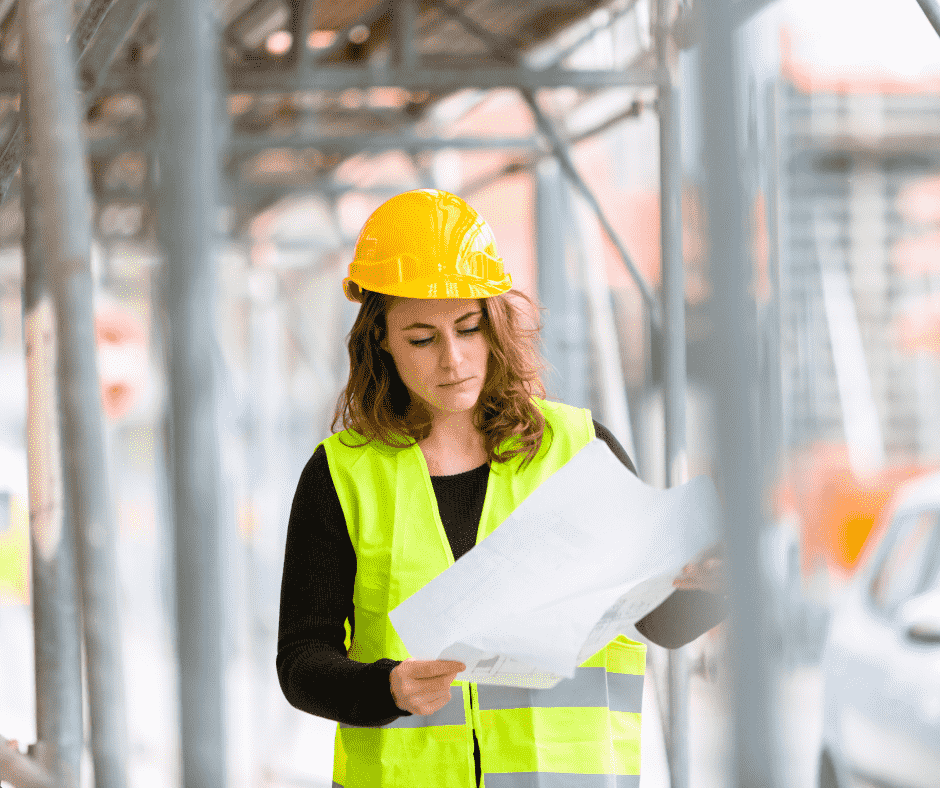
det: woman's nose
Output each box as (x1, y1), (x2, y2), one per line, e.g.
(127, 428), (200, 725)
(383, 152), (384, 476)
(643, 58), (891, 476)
(440, 332), (463, 366)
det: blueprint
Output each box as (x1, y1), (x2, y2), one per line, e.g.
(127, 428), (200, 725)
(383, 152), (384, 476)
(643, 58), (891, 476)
(388, 438), (722, 688)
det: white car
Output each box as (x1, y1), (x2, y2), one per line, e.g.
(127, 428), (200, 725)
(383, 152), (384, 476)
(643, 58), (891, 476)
(818, 471), (940, 788)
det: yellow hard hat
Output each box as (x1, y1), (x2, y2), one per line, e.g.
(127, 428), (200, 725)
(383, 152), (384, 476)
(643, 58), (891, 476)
(343, 189), (513, 302)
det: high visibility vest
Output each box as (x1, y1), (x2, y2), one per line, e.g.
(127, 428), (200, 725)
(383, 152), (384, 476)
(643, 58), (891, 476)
(322, 397), (646, 788)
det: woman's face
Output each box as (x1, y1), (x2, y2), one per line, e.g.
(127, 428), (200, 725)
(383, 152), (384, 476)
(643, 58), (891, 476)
(382, 297), (489, 420)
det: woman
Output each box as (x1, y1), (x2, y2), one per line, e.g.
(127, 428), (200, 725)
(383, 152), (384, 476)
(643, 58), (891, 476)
(277, 189), (724, 788)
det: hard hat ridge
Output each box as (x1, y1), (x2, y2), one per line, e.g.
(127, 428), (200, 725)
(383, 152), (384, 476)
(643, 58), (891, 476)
(343, 189), (513, 302)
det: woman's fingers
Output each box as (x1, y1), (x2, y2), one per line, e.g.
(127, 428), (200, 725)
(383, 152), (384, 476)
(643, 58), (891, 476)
(390, 659), (466, 715)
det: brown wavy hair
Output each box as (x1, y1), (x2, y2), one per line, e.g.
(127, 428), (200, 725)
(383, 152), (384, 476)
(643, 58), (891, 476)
(332, 288), (552, 469)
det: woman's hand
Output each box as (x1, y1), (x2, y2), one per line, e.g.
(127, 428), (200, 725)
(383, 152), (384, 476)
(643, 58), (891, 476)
(390, 659), (466, 716)
(673, 546), (727, 594)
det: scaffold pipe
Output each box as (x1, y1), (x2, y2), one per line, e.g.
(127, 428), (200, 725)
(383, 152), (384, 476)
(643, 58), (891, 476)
(698, 0), (781, 785)
(154, 0), (228, 786)
(20, 94), (83, 788)
(657, 3), (691, 787)
(21, 2), (130, 788)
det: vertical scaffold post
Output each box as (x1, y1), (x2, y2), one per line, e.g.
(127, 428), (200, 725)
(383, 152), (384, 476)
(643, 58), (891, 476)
(535, 157), (589, 409)
(762, 82), (785, 483)
(392, 0), (418, 75)
(656, 1), (690, 787)
(21, 2), (130, 788)
(21, 147), (83, 788)
(154, 0), (228, 786)
(698, 0), (779, 786)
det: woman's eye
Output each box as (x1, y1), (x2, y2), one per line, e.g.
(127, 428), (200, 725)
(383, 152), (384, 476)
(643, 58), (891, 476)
(407, 326), (480, 346)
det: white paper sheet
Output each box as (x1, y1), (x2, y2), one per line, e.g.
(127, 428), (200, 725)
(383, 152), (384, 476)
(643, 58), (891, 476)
(389, 438), (721, 688)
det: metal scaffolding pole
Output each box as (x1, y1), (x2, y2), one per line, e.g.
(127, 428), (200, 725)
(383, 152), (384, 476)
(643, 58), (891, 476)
(288, 0), (317, 67)
(762, 82), (785, 480)
(227, 133), (540, 154)
(154, 0), (228, 786)
(391, 0), (418, 75)
(656, 3), (690, 787)
(21, 145), (82, 788)
(223, 62), (664, 92)
(535, 158), (589, 409)
(698, 1), (779, 786)
(21, 4), (130, 788)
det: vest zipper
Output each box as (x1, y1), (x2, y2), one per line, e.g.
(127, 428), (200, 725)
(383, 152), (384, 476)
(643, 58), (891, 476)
(469, 683), (482, 787)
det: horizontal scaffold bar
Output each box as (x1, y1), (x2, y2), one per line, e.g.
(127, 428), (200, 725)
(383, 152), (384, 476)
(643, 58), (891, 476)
(0, 63), (665, 94)
(229, 64), (666, 92)
(228, 133), (540, 153)
(88, 132), (541, 156)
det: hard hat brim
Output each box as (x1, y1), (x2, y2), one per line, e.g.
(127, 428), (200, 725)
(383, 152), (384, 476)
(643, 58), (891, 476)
(343, 273), (512, 302)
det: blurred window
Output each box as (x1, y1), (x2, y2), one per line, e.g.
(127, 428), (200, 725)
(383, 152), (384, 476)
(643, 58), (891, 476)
(870, 510), (940, 615)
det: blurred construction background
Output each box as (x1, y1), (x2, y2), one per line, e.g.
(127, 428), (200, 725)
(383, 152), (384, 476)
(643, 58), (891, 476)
(2, 1), (940, 787)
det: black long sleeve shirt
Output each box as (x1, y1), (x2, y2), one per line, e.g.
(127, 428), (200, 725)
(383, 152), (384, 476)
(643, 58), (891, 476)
(276, 420), (724, 727)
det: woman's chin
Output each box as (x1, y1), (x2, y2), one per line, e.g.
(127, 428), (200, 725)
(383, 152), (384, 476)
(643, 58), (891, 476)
(428, 386), (482, 416)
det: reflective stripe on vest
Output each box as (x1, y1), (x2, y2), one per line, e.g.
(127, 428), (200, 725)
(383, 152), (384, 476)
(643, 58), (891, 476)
(336, 775), (642, 788)
(323, 397), (646, 788)
(476, 668), (643, 714)
(485, 775), (641, 788)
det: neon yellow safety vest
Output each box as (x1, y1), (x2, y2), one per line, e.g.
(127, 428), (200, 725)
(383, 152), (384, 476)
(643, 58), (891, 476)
(322, 397), (646, 788)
